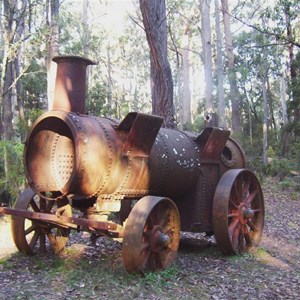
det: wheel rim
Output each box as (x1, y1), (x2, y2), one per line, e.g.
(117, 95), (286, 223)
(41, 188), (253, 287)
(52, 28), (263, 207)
(122, 196), (180, 273)
(11, 188), (72, 255)
(213, 169), (264, 255)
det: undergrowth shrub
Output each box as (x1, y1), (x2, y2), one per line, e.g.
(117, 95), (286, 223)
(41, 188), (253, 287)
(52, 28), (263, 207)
(0, 140), (25, 204)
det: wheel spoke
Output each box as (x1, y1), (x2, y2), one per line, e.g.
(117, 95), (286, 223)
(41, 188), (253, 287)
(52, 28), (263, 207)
(141, 249), (152, 271)
(238, 228), (246, 252)
(228, 217), (240, 237)
(247, 219), (258, 232)
(234, 174), (244, 202)
(242, 181), (250, 200)
(231, 223), (241, 251)
(229, 197), (239, 208)
(243, 225), (252, 248)
(29, 230), (41, 248)
(29, 199), (40, 212)
(245, 190), (258, 206)
(25, 224), (37, 235)
(228, 211), (238, 218)
(154, 252), (164, 269)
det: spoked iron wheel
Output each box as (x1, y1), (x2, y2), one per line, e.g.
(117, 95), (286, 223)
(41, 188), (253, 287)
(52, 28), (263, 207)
(11, 188), (72, 255)
(122, 196), (180, 274)
(213, 169), (264, 255)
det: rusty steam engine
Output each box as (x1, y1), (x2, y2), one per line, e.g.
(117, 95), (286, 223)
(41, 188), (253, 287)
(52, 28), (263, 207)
(0, 56), (264, 273)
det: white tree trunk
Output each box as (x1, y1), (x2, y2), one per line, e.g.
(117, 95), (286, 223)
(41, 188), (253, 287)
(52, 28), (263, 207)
(221, 0), (241, 134)
(214, 0), (225, 128)
(280, 75), (288, 126)
(182, 31), (191, 125)
(200, 0), (213, 115)
(47, 0), (60, 110)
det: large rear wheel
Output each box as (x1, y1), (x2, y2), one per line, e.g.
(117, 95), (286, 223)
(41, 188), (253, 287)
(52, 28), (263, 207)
(213, 169), (264, 255)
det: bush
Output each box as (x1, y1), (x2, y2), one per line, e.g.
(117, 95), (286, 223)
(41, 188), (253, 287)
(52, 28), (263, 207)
(0, 140), (25, 204)
(266, 158), (291, 180)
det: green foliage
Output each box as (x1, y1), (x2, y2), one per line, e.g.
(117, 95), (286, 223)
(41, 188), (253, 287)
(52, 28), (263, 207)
(141, 266), (178, 286)
(266, 158), (291, 179)
(0, 141), (25, 203)
(183, 115), (205, 132)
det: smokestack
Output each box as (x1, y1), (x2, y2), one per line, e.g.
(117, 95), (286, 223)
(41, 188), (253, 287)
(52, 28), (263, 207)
(52, 56), (95, 114)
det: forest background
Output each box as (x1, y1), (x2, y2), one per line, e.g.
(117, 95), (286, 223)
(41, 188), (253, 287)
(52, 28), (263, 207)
(0, 0), (300, 201)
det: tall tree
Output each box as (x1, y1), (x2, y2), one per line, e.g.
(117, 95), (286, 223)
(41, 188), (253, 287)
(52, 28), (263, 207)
(181, 26), (192, 125)
(46, 0), (60, 110)
(139, 0), (175, 128)
(200, 0), (213, 121)
(214, 0), (226, 128)
(221, 0), (242, 135)
(2, 0), (15, 140)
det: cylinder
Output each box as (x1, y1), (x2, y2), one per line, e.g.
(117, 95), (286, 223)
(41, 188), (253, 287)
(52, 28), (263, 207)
(52, 56), (95, 114)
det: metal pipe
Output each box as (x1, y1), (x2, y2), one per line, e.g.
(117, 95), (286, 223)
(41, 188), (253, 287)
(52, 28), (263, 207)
(52, 56), (95, 114)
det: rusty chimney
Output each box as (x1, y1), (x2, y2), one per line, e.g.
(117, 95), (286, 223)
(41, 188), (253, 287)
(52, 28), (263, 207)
(52, 56), (95, 114)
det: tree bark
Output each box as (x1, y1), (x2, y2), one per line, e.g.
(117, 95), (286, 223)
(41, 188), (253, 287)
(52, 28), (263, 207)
(262, 74), (268, 165)
(214, 0), (226, 128)
(200, 0), (213, 116)
(285, 3), (300, 122)
(47, 0), (60, 110)
(221, 0), (241, 134)
(82, 0), (89, 57)
(139, 0), (175, 128)
(2, 0), (15, 140)
(181, 29), (191, 125)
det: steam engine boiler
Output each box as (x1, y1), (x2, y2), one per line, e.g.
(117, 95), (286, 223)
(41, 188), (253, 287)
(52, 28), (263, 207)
(0, 56), (264, 273)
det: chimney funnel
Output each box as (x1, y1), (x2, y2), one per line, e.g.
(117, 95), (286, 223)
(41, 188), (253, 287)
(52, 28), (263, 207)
(52, 56), (95, 114)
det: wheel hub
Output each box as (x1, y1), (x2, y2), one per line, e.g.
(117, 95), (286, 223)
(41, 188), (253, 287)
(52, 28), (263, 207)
(237, 204), (254, 224)
(150, 226), (171, 252)
(243, 207), (255, 219)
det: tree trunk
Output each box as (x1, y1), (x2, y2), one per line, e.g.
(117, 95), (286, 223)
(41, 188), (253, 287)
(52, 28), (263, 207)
(214, 0), (226, 128)
(200, 0), (213, 116)
(139, 0), (175, 128)
(14, 0), (27, 141)
(285, 3), (300, 122)
(280, 75), (289, 126)
(107, 44), (113, 115)
(82, 0), (89, 57)
(47, 0), (60, 110)
(221, 0), (241, 135)
(2, 0), (15, 140)
(181, 29), (191, 125)
(262, 74), (268, 166)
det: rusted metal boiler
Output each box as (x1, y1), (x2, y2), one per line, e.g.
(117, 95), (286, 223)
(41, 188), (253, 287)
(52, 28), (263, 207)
(0, 56), (264, 273)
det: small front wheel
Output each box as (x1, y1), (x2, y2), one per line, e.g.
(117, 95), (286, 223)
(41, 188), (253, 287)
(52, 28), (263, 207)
(122, 196), (181, 273)
(11, 188), (72, 255)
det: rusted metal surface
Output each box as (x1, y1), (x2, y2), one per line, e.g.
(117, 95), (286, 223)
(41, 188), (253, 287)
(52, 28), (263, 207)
(213, 169), (264, 255)
(10, 188), (71, 254)
(1, 55), (264, 273)
(122, 196), (180, 273)
(52, 56), (95, 114)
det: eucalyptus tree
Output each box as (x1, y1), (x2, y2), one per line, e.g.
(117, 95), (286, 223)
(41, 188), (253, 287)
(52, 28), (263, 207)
(221, 0), (242, 135)
(200, 0), (213, 124)
(139, 0), (175, 128)
(214, 0), (225, 128)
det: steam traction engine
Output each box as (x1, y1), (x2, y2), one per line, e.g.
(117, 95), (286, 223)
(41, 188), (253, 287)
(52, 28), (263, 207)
(0, 56), (264, 273)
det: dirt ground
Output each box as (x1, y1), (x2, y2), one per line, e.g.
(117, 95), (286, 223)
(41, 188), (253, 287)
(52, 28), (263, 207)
(0, 177), (300, 299)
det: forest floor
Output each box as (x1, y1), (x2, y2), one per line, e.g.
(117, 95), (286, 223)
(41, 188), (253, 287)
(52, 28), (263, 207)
(0, 177), (300, 300)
